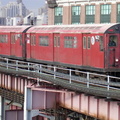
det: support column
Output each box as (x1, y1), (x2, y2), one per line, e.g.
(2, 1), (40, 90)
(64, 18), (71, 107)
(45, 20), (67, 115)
(0, 96), (5, 120)
(24, 87), (32, 120)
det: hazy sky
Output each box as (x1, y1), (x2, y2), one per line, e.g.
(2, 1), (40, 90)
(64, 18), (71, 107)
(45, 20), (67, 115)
(1, 0), (45, 13)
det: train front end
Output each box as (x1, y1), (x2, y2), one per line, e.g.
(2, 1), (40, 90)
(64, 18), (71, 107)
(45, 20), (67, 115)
(105, 24), (120, 72)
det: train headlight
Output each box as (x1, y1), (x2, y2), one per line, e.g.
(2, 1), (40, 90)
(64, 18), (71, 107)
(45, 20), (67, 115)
(115, 59), (119, 62)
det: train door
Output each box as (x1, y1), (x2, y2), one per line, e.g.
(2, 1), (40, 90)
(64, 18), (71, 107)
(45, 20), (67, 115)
(22, 33), (26, 59)
(53, 33), (60, 62)
(82, 34), (91, 66)
(107, 34), (119, 67)
(30, 33), (36, 59)
(10, 33), (24, 58)
(10, 33), (16, 56)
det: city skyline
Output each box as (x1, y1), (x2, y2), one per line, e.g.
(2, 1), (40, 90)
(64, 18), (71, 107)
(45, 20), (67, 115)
(1, 0), (45, 14)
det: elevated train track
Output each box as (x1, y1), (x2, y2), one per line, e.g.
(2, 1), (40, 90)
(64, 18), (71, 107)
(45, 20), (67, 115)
(0, 57), (120, 101)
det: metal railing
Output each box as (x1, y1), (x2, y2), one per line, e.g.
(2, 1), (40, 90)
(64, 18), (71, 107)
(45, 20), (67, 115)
(0, 57), (120, 93)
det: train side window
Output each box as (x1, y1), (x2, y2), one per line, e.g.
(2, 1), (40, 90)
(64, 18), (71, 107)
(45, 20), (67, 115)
(109, 35), (117, 47)
(30, 36), (33, 45)
(34, 35), (36, 45)
(64, 36), (77, 48)
(39, 36), (49, 46)
(31, 35), (36, 46)
(0, 35), (8, 43)
(73, 37), (77, 48)
(58, 36), (60, 47)
(20, 35), (22, 46)
(83, 37), (86, 49)
(64, 36), (72, 48)
(4, 35), (8, 43)
(11, 35), (15, 44)
(99, 36), (104, 51)
(87, 37), (91, 49)
(54, 37), (57, 47)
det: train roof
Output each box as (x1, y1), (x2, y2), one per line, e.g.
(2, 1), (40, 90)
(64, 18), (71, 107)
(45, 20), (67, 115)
(26, 23), (120, 34)
(0, 26), (31, 33)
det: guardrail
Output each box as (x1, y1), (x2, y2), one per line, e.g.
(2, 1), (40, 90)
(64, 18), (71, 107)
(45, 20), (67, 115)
(0, 57), (120, 93)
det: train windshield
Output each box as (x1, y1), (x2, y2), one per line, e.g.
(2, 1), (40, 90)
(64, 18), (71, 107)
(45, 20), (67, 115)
(108, 35), (117, 47)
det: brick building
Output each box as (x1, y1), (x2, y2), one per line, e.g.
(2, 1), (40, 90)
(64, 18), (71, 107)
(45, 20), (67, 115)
(47, 0), (120, 25)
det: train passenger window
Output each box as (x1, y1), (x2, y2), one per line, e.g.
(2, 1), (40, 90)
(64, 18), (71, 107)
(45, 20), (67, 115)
(20, 35), (22, 46)
(34, 35), (36, 45)
(54, 37), (57, 47)
(0, 35), (8, 43)
(99, 36), (104, 51)
(83, 37), (86, 49)
(58, 37), (60, 47)
(39, 36), (49, 46)
(109, 35), (117, 47)
(73, 37), (77, 48)
(4, 35), (8, 43)
(6, 35), (8, 43)
(87, 37), (91, 49)
(11, 35), (15, 44)
(30, 36), (33, 45)
(64, 37), (72, 48)
(31, 35), (36, 46)
(64, 36), (77, 48)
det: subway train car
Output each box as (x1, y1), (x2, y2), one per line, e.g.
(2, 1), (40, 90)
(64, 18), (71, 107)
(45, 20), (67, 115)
(0, 24), (120, 73)
(0, 26), (31, 59)
(26, 24), (120, 72)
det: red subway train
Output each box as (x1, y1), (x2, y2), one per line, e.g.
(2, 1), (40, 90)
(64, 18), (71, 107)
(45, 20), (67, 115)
(0, 24), (120, 73)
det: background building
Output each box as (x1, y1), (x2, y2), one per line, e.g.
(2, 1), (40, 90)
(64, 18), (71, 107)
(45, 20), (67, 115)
(47, 0), (120, 25)
(38, 4), (48, 25)
(0, 1), (29, 18)
(0, 0), (30, 25)
(0, 0), (48, 26)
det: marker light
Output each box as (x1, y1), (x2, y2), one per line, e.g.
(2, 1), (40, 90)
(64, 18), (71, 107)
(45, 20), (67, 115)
(115, 59), (119, 62)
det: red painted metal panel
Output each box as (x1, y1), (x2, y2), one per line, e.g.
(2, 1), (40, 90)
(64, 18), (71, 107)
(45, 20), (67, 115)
(32, 90), (57, 109)
(54, 33), (60, 62)
(59, 93), (65, 106)
(81, 94), (88, 114)
(46, 92), (57, 109)
(59, 92), (120, 120)
(98, 99), (108, 120)
(32, 90), (45, 109)
(0, 73), (33, 94)
(28, 33), (54, 62)
(64, 92), (72, 109)
(21, 78), (24, 93)
(0, 34), (11, 56)
(0, 26), (29, 59)
(109, 102), (119, 120)
(82, 33), (104, 68)
(10, 33), (24, 58)
(89, 97), (98, 118)
(60, 34), (83, 65)
(72, 93), (80, 112)
(5, 110), (23, 120)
